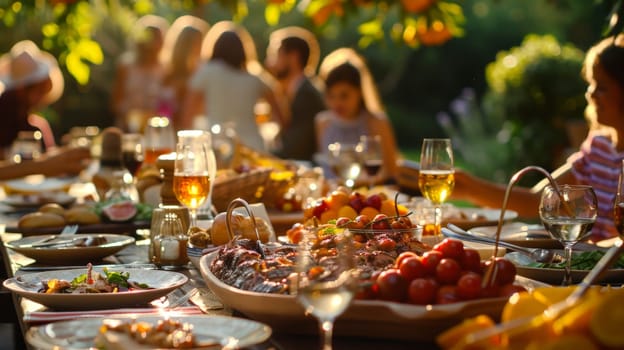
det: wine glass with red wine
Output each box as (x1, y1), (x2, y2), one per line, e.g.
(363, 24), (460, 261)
(357, 135), (383, 189)
(613, 160), (624, 236)
(121, 133), (144, 176)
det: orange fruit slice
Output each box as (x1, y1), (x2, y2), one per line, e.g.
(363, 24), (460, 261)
(526, 333), (597, 350)
(590, 288), (624, 347)
(436, 315), (500, 349)
(502, 291), (549, 322)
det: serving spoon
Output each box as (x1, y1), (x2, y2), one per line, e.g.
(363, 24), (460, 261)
(442, 224), (557, 263)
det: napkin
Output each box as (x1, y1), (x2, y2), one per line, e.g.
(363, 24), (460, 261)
(24, 306), (203, 324)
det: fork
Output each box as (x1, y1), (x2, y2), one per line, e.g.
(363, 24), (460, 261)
(162, 288), (199, 309)
(60, 224), (79, 235)
(24, 224), (79, 247)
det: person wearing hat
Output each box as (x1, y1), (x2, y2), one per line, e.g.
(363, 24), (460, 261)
(0, 40), (90, 179)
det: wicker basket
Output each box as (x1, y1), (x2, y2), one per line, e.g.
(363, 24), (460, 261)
(211, 168), (272, 212)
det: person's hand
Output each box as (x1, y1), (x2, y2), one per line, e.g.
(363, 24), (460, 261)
(40, 147), (91, 177)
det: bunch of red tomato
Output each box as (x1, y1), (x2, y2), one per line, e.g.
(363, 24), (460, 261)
(363, 238), (525, 305)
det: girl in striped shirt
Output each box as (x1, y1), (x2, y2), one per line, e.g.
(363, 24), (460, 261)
(452, 34), (624, 241)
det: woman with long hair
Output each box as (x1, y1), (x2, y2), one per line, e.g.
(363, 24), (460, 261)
(181, 21), (284, 151)
(316, 48), (400, 182)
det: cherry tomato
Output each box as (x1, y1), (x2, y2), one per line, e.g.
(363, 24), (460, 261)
(372, 214), (390, 230)
(377, 237), (397, 251)
(335, 217), (351, 227)
(461, 248), (482, 273)
(493, 257), (517, 285)
(456, 272), (482, 300)
(376, 269), (408, 302)
(421, 250), (443, 275)
(498, 283), (527, 298)
(436, 285), (460, 304)
(433, 238), (465, 260)
(408, 278), (439, 305)
(436, 258), (461, 284)
(480, 285), (500, 298)
(399, 257), (427, 282)
(395, 251), (418, 268)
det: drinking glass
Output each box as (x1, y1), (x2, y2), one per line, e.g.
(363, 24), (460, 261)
(539, 185), (597, 286)
(121, 133), (144, 176)
(418, 138), (455, 236)
(173, 130), (217, 228)
(357, 135), (383, 189)
(9, 131), (43, 163)
(295, 229), (356, 350)
(144, 116), (175, 165)
(254, 100), (280, 151)
(328, 142), (361, 189)
(614, 160), (624, 236)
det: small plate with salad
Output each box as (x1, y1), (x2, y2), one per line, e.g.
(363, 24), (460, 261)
(3, 265), (188, 310)
(506, 250), (624, 285)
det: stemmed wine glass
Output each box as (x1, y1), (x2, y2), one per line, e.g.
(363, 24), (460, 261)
(173, 130), (217, 228)
(539, 185), (597, 286)
(295, 229), (356, 350)
(418, 138), (455, 236)
(357, 135), (383, 189)
(328, 142), (361, 189)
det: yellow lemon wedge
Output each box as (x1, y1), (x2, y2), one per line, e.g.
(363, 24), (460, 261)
(526, 333), (597, 350)
(501, 291), (549, 322)
(590, 288), (624, 348)
(436, 315), (500, 350)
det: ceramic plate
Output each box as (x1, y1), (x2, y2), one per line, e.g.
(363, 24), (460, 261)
(469, 222), (561, 249)
(3, 268), (187, 310)
(199, 252), (547, 341)
(506, 251), (624, 285)
(5, 234), (135, 264)
(4, 175), (75, 195)
(26, 315), (271, 350)
(444, 208), (519, 230)
(2, 192), (76, 209)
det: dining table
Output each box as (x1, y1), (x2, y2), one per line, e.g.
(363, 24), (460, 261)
(0, 183), (437, 350)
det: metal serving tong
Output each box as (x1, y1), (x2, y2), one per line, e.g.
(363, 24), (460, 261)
(225, 198), (266, 259)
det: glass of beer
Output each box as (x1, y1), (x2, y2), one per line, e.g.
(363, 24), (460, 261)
(144, 116), (175, 165)
(173, 130), (216, 227)
(418, 138), (455, 236)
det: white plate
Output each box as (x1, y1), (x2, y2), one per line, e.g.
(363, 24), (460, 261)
(2, 192), (76, 209)
(469, 222), (560, 249)
(4, 175), (75, 194)
(5, 234), (135, 264)
(199, 251), (547, 341)
(506, 251), (624, 285)
(3, 268), (188, 310)
(26, 315), (271, 350)
(444, 208), (518, 230)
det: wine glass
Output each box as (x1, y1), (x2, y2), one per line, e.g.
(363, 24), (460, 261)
(328, 142), (362, 189)
(121, 133), (144, 176)
(357, 135), (383, 189)
(144, 116), (175, 166)
(539, 185), (597, 286)
(173, 130), (216, 228)
(295, 229), (356, 350)
(418, 138), (455, 236)
(254, 100), (280, 151)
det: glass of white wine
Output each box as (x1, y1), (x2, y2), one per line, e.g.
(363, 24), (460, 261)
(328, 142), (361, 189)
(418, 138), (455, 236)
(295, 229), (356, 350)
(539, 185), (597, 286)
(173, 130), (217, 228)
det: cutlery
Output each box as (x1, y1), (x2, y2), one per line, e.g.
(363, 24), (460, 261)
(442, 224), (559, 263)
(23, 225), (80, 247)
(18, 263), (158, 272)
(24, 237), (87, 248)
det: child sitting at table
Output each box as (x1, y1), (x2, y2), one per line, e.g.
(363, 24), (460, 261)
(447, 34), (624, 241)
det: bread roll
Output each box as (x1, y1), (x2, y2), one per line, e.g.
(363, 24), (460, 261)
(211, 212), (272, 245)
(18, 212), (65, 229)
(63, 207), (101, 225)
(39, 203), (65, 216)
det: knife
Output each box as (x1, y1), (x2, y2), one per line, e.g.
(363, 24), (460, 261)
(18, 263), (158, 271)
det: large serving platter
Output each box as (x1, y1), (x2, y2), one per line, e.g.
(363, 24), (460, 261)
(444, 208), (518, 230)
(506, 251), (624, 285)
(469, 222), (561, 249)
(199, 252), (547, 341)
(26, 315), (271, 350)
(3, 268), (188, 310)
(5, 234), (135, 264)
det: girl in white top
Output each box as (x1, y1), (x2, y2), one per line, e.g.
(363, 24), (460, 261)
(181, 21), (284, 151)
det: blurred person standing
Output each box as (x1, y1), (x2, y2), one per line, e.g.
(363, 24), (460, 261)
(159, 15), (209, 129)
(180, 21), (284, 151)
(315, 48), (400, 182)
(266, 27), (325, 162)
(111, 15), (168, 132)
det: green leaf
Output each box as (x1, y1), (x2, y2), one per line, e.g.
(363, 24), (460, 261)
(265, 3), (281, 26)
